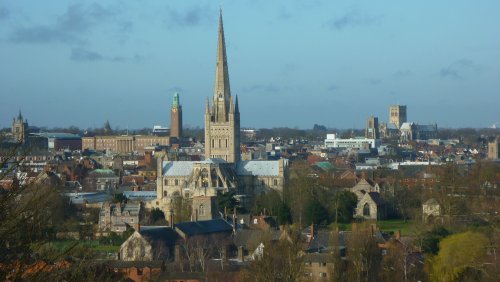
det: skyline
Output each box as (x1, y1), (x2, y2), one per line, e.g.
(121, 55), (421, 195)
(1, 1), (500, 129)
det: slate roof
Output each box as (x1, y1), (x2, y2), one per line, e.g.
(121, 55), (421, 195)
(140, 226), (179, 245)
(67, 192), (112, 204)
(367, 192), (386, 206)
(236, 160), (280, 176)
(175, 218), (233, 237)
(123, 191), (157, 201)
(233, 229), (281, 248)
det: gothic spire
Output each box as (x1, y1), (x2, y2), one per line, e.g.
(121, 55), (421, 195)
(213, 9), (231, 122)
(235, 95), (239, 114)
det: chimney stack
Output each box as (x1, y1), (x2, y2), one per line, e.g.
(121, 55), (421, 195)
(396, 229), (401, 240)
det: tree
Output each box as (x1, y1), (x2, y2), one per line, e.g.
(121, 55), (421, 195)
(239, 230), (304, 282)
(305, 199), (328, 225)
(430, 231), (489, 282)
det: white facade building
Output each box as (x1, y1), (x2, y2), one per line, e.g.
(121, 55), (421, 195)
(324, 134), (380, 149)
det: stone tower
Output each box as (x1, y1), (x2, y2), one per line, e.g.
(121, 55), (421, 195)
(205, 10), (240, 163)
(170, 92), (183, 141)
(365, 116), (379, 139)
(12, 110), (28, 144)
(389, 105), (407, 129)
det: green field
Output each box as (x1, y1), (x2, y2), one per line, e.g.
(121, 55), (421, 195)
(330, 219), (414, 235)
(50, 240), (120, 253)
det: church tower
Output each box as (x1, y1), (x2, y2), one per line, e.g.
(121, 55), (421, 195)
(12, 110), (28, 144)
(170, 92), (182, 141)
(205, 10), (240, 163)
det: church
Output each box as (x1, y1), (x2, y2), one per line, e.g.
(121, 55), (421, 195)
(155, 11), (287, 219)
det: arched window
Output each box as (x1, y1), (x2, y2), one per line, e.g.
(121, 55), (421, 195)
(174, 179), (179, 186)
(363, 203), (370, 216)
(163, 191), (167, 197)
(199, 204), (205, 216)
(274, 179), (278, 186)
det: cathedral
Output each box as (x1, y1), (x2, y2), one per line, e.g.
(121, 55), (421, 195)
(155, 11), (287, 219)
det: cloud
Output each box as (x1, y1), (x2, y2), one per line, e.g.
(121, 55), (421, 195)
(327, 85), (338, 92)
(71, 48), (103, 61)
(70, 48), (144, 62)
(325, 11), (382, 30)
(9, 3), (120, 44)
(0, 6), (9, 20)
(241, 84), (280, 93)
(368, 78), (381, 85)
(438, 59), (481, 80)
(392, 70), (412, 78)
(165, 5), (211, 28)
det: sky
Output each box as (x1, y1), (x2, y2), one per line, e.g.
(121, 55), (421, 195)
(0, 0), (499, 130)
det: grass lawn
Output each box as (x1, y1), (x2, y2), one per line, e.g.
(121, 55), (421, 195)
(376, 219), (414, 234)
(50, 240), (119, 253)
(331, 219), (415, 235)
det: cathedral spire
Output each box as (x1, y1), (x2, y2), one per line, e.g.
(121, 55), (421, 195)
(235, 95), (239, 114)
(213, 9), (231, 122)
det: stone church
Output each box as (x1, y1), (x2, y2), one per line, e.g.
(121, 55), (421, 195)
(155, 11), (287, 219)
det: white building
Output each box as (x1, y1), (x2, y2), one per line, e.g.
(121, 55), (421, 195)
(324, 134), (379, 149)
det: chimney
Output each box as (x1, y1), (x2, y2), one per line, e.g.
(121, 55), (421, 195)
(133, 186), (139, 192)
(396, 229), (401, 240)
(307, 223), (314, 243)
(134, 223), (140, 232)
(169, 209), (174, 228)
(361, 171), (367, 180)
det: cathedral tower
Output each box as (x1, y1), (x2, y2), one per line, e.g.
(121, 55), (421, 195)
(205, 10), (240, 163)
(170, 92), (182, 141)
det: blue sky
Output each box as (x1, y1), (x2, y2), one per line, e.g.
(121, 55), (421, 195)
(0, 0), (499, 129)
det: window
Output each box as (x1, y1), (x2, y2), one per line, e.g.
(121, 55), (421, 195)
(199, 204), (205, 216)
(164, 191), (168, 197)
(319, 272), (327, 277)
(363, 203), (370, 216)
(274, 179), (278, 186)
(175, 179), (179, 186)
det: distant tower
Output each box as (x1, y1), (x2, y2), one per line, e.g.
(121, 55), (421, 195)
(12, 110), (28, 143)
(389, 105), (407, 129)
(488, 138), (500, 160)
(365, 116), (379, 139)
(205, 10), (240, 163)
(170, 92), (183, 141)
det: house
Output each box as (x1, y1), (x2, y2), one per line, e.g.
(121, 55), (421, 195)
(119, 226), (180, 261)
(99, 202), (141, 234)
(232, 229), (281, 261)
(83, 169), (119, 192)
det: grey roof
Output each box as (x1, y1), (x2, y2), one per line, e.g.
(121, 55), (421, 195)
(400, 122), (414, 130)
(31, 132), (81, 139)
(123, 191), (157, 201)
(140, 226), (179, 245)
(236, 160), (280, 176)
(175, 218), (233, 237)
(163, 161), (195, 176)
(233, 229), (281, 248)
(367, 192), (386, 206)
(68, 192), (112, 204)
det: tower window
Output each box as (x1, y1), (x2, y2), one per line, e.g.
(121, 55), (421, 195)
(199, 204), (205, 216)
